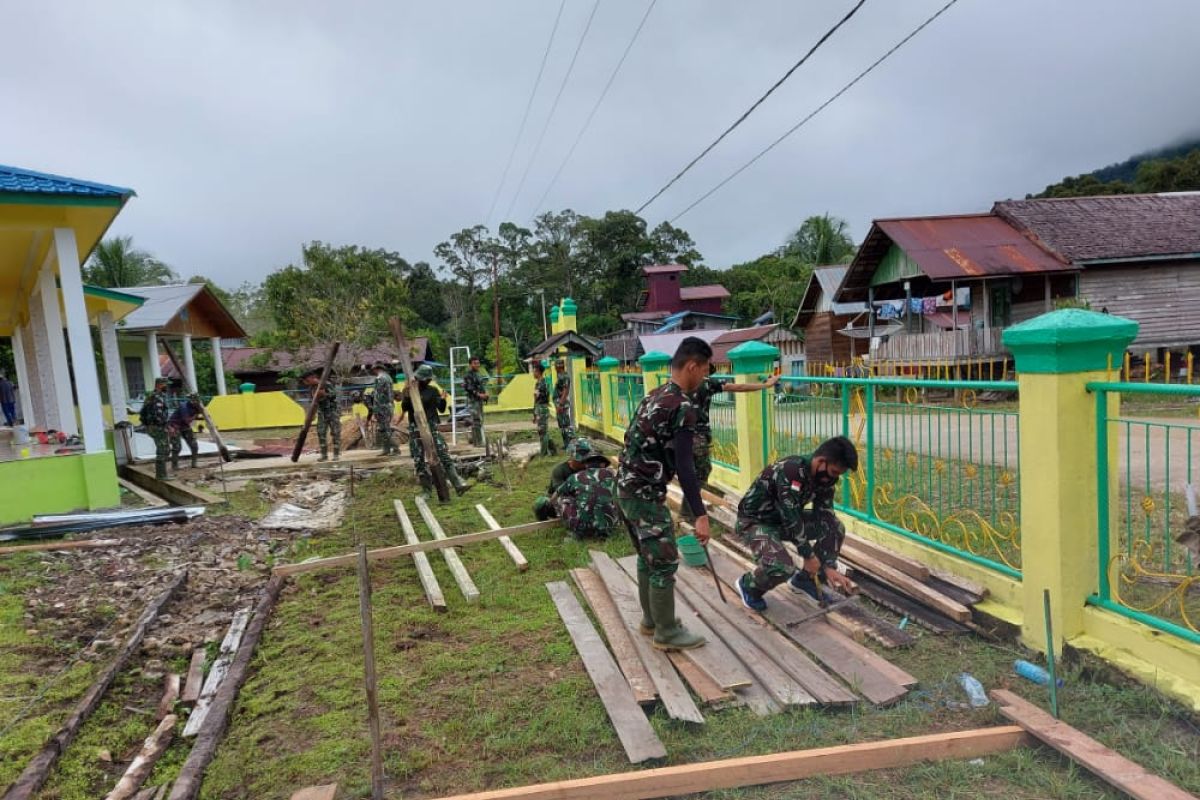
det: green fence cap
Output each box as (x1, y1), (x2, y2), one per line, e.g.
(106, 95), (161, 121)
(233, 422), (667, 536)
(560, 297), (577, 315)
(728, 340), (779, 373)
(596, 355), (620, 370)
(1002, 309), (1138, 374)
(638, 350), (672, 371)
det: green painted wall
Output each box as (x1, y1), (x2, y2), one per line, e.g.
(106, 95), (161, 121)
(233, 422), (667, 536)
(0, 452), (121, 525)
(871, 244), (922, 287)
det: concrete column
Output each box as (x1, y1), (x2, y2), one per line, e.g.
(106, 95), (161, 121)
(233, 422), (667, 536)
(1003, 308), (1137, 654)
(182, 333), (197, 391)
(597, 356), (618, 439)
(728, 340), (780, 493)
(147, 332), (161, 379)
(98, 310), (127, 424)
(638, 350), (671, 394)
(18, 321), (45, 427)
(55, 228), (105, 450)
(11, 325), (34, 426)
(36, 264), (75, 435)
(211, 337), (227, 395)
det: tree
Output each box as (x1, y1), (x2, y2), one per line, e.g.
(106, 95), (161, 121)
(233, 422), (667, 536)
(780, 214), (855, 265)
(261, 241), (411, 371)
(434, 225), (492, 348)
(404, 261), (448, 329)
(84, 236), (178, 287)
(647, 221), (702, 266)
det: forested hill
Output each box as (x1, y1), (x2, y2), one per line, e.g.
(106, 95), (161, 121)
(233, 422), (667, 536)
(1031, 136), (1200, 198)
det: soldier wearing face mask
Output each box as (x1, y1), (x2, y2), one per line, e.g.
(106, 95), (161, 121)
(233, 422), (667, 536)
(735, 436), (859, 612)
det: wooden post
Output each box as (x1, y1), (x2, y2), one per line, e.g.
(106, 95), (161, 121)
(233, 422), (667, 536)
(357, 544), (385, 800)
(158, 339), (231, 462)
(389, 317), (450, 502)
(291, 342), (341, 462)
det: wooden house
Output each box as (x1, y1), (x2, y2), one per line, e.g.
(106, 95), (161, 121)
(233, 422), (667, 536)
(791, 266), (868, 371)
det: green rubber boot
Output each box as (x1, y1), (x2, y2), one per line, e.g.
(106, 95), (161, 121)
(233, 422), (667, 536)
(449, 466), (471, 496)
(650, 583), (706, 651)
(637, 567), (655, 635)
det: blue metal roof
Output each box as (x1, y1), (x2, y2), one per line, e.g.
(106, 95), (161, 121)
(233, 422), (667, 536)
(0, 164), (134, 198)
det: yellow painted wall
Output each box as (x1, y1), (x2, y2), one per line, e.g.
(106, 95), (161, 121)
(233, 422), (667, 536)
(487, 373), (536, 412)
(0, 451), (120, 525)
(1077, 608), (1200, 712)
(206, 391), (305, 430)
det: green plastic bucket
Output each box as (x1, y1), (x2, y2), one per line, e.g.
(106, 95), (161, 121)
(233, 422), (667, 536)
(677, 534), (708, 567)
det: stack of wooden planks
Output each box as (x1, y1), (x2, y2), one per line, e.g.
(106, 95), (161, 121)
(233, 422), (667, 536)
(548, 545), (918, 762)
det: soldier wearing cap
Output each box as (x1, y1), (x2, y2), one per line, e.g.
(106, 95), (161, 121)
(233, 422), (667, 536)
(462, 355), (489, 447)
(302, 369), (341, 461)
(370, 363), (396, 455)
(167, 390), (205, 470)
(553, 358), (575, 448)
(533, 437), (608, 519)
(140, 376), (172, 479)
(532, 360), (556, 456)
(400, 364), (469, 494)
(548, 438), (618, 540)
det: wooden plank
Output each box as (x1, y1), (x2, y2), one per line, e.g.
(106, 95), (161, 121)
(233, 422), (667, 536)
(119, 465), (221, 507)
(926, 575), (984, 607)
(290, 786), (337, 800)
(394, 500), (448, 612)
(0, 538), (122, 556)
(414, 496), (480, 603)
(705, 544), (911, 705)
(2, 572), (187, 800)
(117, 477), (168, 508)
(168, 576), (285, 800)
(569, 568), (656, 706)
(103, 714), (176, 800)
(390, 316), (450, 501)
(612, 557), (753, 691)
(357, 546), (385, 800)
(843, 532), (930, 581)
(428, 726), (1030, 800)
(183, 608), (251, 737)
(839, 546), (972, 622)
(666, 653), (734, 706)
(547, 581), (668, 764)
(476, 505), (528, 572)
(181, 650), (206, 704)
(588, 551), (704, 724)
(289, 787), (337, 800)
(291, 341), (340, 462)
(156, 674), (180, 720)
(273, 519), (561, 576)
(849, 570), (969, 635)
(928, 567), (988, 601)
(992, 690), (1194, 800)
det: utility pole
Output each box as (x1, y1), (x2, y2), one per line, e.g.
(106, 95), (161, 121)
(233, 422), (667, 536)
(492, 253), (502, 373)
(537, 288), (548, 341)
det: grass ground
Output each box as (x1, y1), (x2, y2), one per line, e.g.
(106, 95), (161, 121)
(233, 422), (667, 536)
(176, 456), (1198, 799)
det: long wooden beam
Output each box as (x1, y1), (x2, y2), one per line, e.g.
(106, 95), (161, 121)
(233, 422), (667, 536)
(430, 726), (1030, 800)
(414, 496), (480, 603)
(991, 690), (1195, 800)
(0, 538), (121, 555)
(272, 519), (561, 577)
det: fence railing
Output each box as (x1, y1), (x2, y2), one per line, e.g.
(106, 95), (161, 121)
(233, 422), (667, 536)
(611, 373), (644, 431)
(708, 386), (739, 470)
(1090, 382), (1200, 643)
(580, 371), (602, 423)
(777, 376), (1022, 578)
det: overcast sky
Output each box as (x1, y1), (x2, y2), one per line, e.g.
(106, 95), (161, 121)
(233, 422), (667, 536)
(3, 0), (1198, 287)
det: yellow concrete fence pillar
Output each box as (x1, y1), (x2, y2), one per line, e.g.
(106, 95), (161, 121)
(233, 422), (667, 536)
(557, 297), (577, 334)
(1002, 308), (1137, 654)
(728, 340), (779, 492)
(597, 356), (619, 440)
(638, 350), (671, 394)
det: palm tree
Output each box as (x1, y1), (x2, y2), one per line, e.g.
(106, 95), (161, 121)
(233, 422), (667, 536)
(780, 214), (855, 265)
(84, 236), (178, 287)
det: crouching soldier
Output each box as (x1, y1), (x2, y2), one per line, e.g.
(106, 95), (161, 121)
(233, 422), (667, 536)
(533, 439), (616, 537)
(736, 436), (859, 611)
(167, 392), (204, 471)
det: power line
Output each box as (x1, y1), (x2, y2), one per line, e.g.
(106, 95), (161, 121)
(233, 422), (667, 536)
(670, 0), (961, 223)
(484, 0), (567, 227)
(635, 0), (867, 215)
(529, 0), (657, 219)
(502, 0), (602, 223)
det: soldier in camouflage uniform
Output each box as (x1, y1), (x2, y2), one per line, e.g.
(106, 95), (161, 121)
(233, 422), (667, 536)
(303, 370), (341, 461)
(167, 391), (204, 471)
(682, 366), (779, 520)
(556, 449), (618, 540)
(400, 364), (469, 494)
(617, 337), (714, 651)
(735, 436), (859, 611)
(532, 360), (556, 456)
(533, 437), (609, 520)
(140, 376), (172, 480)
(371, 364), (396, 455)
(553, 358), (575, 448)
(462, 356), (489, 447)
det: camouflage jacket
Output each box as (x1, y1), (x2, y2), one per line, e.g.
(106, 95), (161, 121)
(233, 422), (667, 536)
(401, 383), (446, 426)
(558, 466), (618, 533)
(533, 376), (550, 408)
(738, 455), (839, 561)
(463, 369), (488, 402)
(371, 374), (394, 417)
(313, 381), (338, 422)
(691, 375), (730, 437)
(549, 455), (608, 495)
(141, 390), (170, 427)
(616, 381), (698, 501)
(554, 373), (571, 409)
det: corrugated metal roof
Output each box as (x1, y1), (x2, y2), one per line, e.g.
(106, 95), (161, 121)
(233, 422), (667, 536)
(643, 264), (688, 274)
(117, 284), (205, 330)
(838, 214), (1071, 302)
(0, 164), (134, 198)
(680, 285), (731, 300)
(637, 330), (724, 357)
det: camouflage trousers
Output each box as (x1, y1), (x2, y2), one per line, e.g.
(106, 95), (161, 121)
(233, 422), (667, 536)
(534, 405), (556, 455)
(408, 422), (454, 484)
(555, 404), (575, 447)
(316, 413), (340, 459)
(468, 399), (485, 446)
(168, 425), (198, 468)
(375, 410), (395, 454)
(559, 495), (616, 540)
(695, 435), (713, 484)
(737, 510), (844, 593)
(147, 425), (170, 476)
(617, 492), (678, 588)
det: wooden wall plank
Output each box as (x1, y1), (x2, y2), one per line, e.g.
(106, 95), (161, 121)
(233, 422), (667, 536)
(569, 568), (656, 706)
